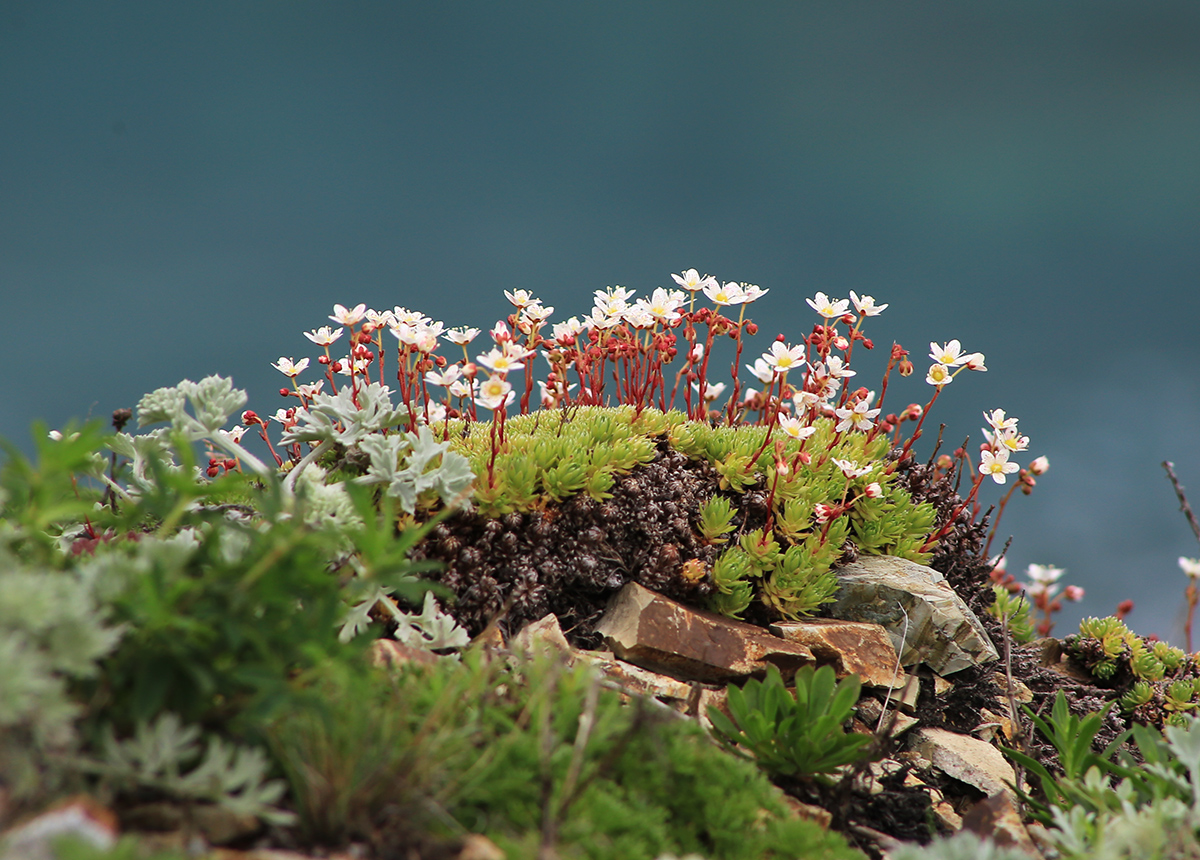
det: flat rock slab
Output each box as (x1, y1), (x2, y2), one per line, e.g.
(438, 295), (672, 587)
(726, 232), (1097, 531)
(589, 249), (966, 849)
(595, 583), (814, 682)
(911, 727), (1017, 801)
(828, 555), (998, 675)
(770, 618), (901, 688)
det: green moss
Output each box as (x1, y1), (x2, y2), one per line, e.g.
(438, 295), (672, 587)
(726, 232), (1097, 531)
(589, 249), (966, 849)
(443, 406), (939, 620)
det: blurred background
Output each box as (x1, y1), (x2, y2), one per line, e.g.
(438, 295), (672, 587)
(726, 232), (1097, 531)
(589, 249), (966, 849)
(2, 2), (1197, 640)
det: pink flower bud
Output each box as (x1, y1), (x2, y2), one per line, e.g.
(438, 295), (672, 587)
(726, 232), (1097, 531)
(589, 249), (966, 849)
(1064, 585), (1085, 601)
(864, 482), (883, 499)
(1029, 456), (1049, 475)
(814, 503), (835, 524)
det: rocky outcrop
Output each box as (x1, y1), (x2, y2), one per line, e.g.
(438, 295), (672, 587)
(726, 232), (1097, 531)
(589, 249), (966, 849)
(827, 555), (999, 675)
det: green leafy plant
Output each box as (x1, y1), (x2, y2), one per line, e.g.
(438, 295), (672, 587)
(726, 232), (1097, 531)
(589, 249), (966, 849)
(1001, 691), (1132, 825)
(697, 495), (737, 544)
(271, 651), (862, 859)
(986, 584), (1035, 644)
(708, 664), (875, 782)
(80, 712), (294, 825)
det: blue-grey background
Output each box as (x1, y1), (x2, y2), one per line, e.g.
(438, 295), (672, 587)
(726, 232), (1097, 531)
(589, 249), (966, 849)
(3, 3), (1198, 640)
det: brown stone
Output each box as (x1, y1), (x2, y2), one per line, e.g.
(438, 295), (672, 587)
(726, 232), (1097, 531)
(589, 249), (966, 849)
(370, 639), (440, 670)
(961, 792), (1045, 859)
(576, 651), (696, 702)
(910, 729), (1017, 801)
(784, 797), (832, 828)
(594, 583), (814, 682)
(856, 697), (919, 736)
(992, 672), (1034, 703)
(510, 613), (573, 656)
(769, 618), (902, 688)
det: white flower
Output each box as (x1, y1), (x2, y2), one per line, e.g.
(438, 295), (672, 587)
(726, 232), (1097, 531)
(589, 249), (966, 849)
(984, 409), (1018, 432)
(622, 305), (656, 329)
(365, 308), (396, 328)
(823, 355), (855, 379)
(925, 363), (953, 387)
(583, 308), (621, 330)
(218, 425), (246, 444)
(490, 320), (512, 343)
(806, 292), (850, 319)
(424, 402), (447, 424)
(671, 268), (718, 293)
(746, 358), (776, 384)
(637, 287), (685, 323)
(445, 327), (481, 345)
(703, 280), (747, 306)
(763, 341), (805, 373)
(504, 288), (538, 308)
(864, 482), (883, 499)
(1025, 564), (1065, 598)
(296, 381), (325, 399)
(270, 408), (293, 425)
(392, 306), (430, 326)
(692, 381), (726, 402)
(1180, 558), (1200, 579)
(1029, 456), (1049, 475)
(849, 291), (888, 316)
(425, 365), (463, 387)
(476, 348), (525, 375)
(551, 316), (585, 342)
(1026, 564), (1065, 584)
(519, 303), (554, 325)
(834, 400), (881, 433)
(778, 414), (816, 441)
(929, 340), (969, 367)
(593, 286), (635, 317)
(979, 449), (1019, 484)
(740, 282), (769, 303)
(393, 320), (445, 352)
(329, 303), (367, 326)
(477, 374), (514, 411)
(964, 353), (987, 371)
(448, 378), (477, 399)
(832, 458), (873, 479)
(991, 428), (1030, 454)
(272, 356), (310, 378)
(304, 326), (344, 347)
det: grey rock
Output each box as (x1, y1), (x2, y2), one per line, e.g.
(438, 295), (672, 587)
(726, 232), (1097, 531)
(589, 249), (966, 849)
(828, 555), (998, 675)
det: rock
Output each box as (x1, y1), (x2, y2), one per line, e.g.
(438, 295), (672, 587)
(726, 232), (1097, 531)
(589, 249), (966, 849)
(1034, 638), (1095, 683)
(0, 797), (117, 860)
(992, 673), (1034, 703)
(784, 797), (833, 828)
(961, 792), (1045, 859)
(511, 613), (573, 655)
(693, 687), (730, 731)
(932, 674), (954, 696)
(191, 804), (260, 846)
(975, 707), (1017, 743)
(455, 834), (506, 860)
(910, 729), (1017, 801)
(511, 613), (699, 703)
(932, 800), (964, 832)
(769, 618), (902, 688)
(594, 583), (814, 682)
(370, 639), (441, 669)
(575, 650), (696, 702)
(856, 697), (919, 736)
(828, 555), (998, 675)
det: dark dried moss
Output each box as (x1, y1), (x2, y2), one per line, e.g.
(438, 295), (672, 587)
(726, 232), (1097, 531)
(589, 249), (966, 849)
(414, 440), (722, 646)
